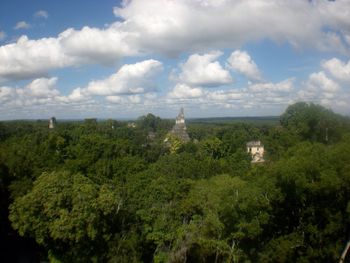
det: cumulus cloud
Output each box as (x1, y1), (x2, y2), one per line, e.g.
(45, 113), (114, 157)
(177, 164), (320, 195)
(316, 31), (348, 54)
(298, 71), (340, 102)
(82, 59), (162, 96)
(227, 50), (261, 81)
(322, 57), (350, 82)
(0, 77), (60, 107)
(14, 21), (30, 30)
(178, 51), (232, 87)
(25, 77), (60, 98)
(307, 71), (339, 93)
(34, 10), (49, 19)
(0, 76), (111, 111)
(206, 89), (245, 102)
(1, 59), (163, 114)
(2, 0), (350, 117)
(0, 86), (16, 104)
(60, 25), (137, 65)
(248, 78), (294, 93)
(64, 87), (89, 102)
(166, 77), (295, 110)
(2, 0), (350, 81)
(106, 95), (141, 104)
(0, 26), (137, 81)
(0, 35), (76, 80)
(114, 0), (350, 55)
(168, 83), (204, 99)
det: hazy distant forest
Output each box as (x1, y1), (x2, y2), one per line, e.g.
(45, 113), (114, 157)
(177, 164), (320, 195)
(1, 102), (350, 262)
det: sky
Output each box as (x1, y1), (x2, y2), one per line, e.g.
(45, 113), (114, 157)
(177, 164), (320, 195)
(0, 0), (350, 120)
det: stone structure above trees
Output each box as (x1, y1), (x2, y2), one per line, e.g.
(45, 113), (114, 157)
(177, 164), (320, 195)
(247, 140), (265, 163)
(169, 108), (190, 143)
(48, 117), (56, 129)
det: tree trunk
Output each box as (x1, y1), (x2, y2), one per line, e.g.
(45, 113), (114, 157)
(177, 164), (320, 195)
(339, 240), (350, 263)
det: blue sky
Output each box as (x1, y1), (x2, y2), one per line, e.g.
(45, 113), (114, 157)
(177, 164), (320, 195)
(0, 0), (350, 120)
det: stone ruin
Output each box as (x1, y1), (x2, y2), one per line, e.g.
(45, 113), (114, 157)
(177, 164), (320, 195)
(169, 108), (190, 143)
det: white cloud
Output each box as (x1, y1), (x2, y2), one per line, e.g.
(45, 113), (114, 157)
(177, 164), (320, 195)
(316, 31), (348, 54)
(298, 71), (340, 102)
(0, 77), (97, 111)
(2, 1), (350, 118)
(166, 77), (294, 110)
(1, 60), (163, 113)
(168, 83), (203, 99)
(307, 71), (339, 93)
(2, 0), (350, 81)
(0, 25), (138, 81)
(14, 21), (30, 30)
(25, 77), (60, 98)
(227, 50), (261, 81)
(83, 59), (162, 96)
(64, 87), (89, 102)
(206, 89), (245, 102)
(0, 31), (6, 41)
(248, 78), (294, 93)
(178, 51), (232, 87)
(34, 10), (49, 19)
(294, 59), (350, 112)
(0, 35), (77, 80)
(106, 94), (141, 104)
(60, 26), (137, 65)
(0, 77), (60, 107)
(0, 86), (16, 103)
(114, 0), (350, 55)
(322, 57), (350, 82)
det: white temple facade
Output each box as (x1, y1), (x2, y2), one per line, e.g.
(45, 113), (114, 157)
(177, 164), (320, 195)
(49, 117), (56, 129)
(247, 141), (265, 163)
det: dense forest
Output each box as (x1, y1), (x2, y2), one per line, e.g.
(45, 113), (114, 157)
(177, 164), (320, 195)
(1, 102), (350, 262)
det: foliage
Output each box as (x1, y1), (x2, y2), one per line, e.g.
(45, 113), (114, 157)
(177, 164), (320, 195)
(280, 102), (343, 143)
(9, 171), (123, 262)
(0, 103), (350, 262)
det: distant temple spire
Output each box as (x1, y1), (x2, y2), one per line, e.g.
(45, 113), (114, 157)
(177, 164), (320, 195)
(175, 107), (186, 125)
(49, 117), (56, 129)
(170, 108), (190, 142)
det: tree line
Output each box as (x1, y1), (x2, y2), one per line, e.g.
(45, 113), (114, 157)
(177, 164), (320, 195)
(1, 102), (350, 262)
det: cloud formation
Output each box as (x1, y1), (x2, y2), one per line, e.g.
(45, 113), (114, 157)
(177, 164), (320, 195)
(60, 26), (137, 65)
(248, 78), (294, 93)
(1, 0), (350, 118)
(0, 26), (137, 81)
(227, 50), (262, 81)
(177, 51), (232, 87)
(0, 59), (163, 113)
(1, 0), (350, 81)
(0, 35), (76, 80)
(114, 0), (350, 55)
(168, 84), (204, 99)
(14, 21), (30, 30)
(0, 77), (60, 107)
(322, 57), (350, 82)
(34, 10), (49, 19)
(308, 71), (339, 93)
(166, 77), (294, 109)
(83, 59), (162, 96)
(297, 70), (343, 109)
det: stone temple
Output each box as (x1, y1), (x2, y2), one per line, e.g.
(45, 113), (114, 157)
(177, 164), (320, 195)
(246, 140), (265, 163)
(48, 117), (56, 129)
(169, 108), (190, 143)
